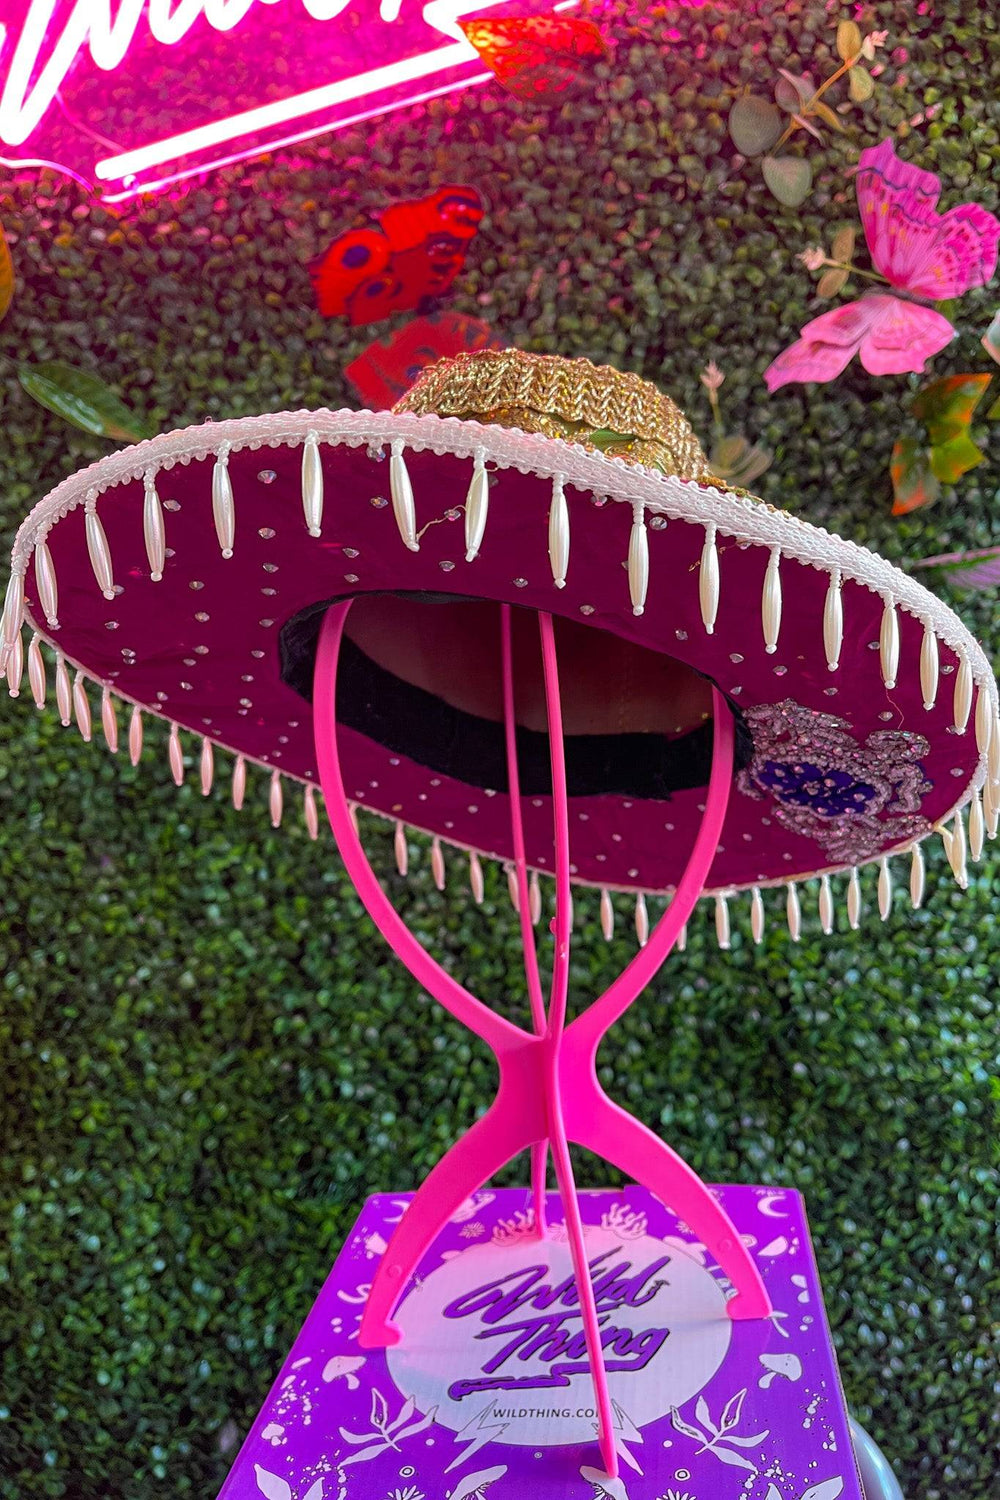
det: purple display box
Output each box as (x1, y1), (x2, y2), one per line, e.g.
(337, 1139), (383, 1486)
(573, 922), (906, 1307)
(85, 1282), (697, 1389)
(219, 1186), (862, 1500)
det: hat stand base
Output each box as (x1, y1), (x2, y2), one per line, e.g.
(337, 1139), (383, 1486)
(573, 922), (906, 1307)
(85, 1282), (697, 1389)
(313, 602), (772, 1482)
(217, 1184), (867, 1500)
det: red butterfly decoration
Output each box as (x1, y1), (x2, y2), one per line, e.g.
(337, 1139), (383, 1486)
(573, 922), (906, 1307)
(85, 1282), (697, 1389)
(311, 186), (484, 326)
(459, 16), (607, 102)
(345, 312), (506, 409)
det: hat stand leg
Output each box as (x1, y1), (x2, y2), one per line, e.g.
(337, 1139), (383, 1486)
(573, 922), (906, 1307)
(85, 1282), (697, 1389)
(536, 608), (619, 1478)
(561, 688), (771, 1323)
(314, 602), (545, 1334)
(500, 602), (551, 1241)
(312, 604), (769, 1483)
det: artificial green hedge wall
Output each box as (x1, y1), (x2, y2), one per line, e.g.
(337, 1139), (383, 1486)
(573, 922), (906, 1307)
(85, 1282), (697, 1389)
(1, 0), (998, 1495)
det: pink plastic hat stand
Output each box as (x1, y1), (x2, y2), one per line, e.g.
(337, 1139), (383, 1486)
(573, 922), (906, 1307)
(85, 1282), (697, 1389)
(313, 599), (771, 1481)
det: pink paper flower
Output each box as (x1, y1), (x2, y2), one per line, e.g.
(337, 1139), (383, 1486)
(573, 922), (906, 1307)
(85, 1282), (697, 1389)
(765, 139), (1000, 391)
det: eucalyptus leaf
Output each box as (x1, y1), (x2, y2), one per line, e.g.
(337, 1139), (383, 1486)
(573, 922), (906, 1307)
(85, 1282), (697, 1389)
(774, 76), (801, 113)
(831, 225), (857, 263)
(812, 100), (845, 131)
(836, 19), (863, 60)
(761, 155), (813, 208)
(728, 94), (782, 156)
(791, 112), (825, 142)
(18, 362), (153, 442)
(776, 68), (814, 102)
(817, 267), (848, 299)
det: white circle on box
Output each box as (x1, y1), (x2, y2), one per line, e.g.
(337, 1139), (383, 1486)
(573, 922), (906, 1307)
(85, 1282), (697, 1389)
(386, 1225), (731, 1447)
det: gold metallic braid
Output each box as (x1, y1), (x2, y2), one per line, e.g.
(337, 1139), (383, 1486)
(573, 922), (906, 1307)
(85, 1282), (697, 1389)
(393, 349), (729, 486)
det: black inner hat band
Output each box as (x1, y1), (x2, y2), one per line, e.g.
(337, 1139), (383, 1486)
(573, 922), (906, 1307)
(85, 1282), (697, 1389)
(279, 595), (753, 799)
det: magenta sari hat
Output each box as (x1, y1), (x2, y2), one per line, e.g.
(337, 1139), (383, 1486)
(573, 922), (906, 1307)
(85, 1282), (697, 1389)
(2, 349), (996, 933)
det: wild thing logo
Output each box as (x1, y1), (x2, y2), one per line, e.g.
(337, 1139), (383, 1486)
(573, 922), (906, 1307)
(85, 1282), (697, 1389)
(441, 1248), (672, 1399)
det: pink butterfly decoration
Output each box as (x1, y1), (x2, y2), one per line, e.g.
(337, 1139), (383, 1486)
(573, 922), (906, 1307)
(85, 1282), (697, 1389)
(764, 139), (1000, 390)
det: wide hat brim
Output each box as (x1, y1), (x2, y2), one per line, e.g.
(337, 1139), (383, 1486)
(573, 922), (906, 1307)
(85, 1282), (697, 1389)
(3, 393), (997, 909)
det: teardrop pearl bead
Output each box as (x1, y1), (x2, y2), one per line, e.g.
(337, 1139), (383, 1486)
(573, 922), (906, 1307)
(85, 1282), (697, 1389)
(302, 433), (324, 537)
(303, 785), (319, 840)
(750, 886), (764, 944)
(128, 705), (143, 766)
(200, 737), (214, 795)
(269, 769), (283, 828)
(762, 549), (782, 654)
(431, 836), (446, 892)
(232, 755), (246, 810)
(28, 634), (45, 708)
(101, 689), (118, 754)
(168, 723), (184, 786)
(823, 569), (842, 671)
(548, 476), (569, 589)
(634, 893), (649, 948)
(465, 454), (489, 563)
(600, 887), (614, 940)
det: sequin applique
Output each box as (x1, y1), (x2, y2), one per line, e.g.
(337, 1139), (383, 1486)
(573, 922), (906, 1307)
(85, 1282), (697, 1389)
(739, 699), (932, 864)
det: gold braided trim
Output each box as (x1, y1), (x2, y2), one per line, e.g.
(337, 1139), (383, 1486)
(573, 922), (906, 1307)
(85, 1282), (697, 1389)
(394, 349), (728, 485)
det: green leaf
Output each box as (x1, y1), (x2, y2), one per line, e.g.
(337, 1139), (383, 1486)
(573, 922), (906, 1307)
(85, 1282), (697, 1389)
(0, 221), (13, 323)
(18, 362), (153, 442)
(791, 112), (825, 142)
(728, 94), (783, 156)
(848, 65), (874, 102)
(817, 268), (848, 299)
(890, 435), (940, 515)
(812, 101), (845, 132)
(912, 373), (992, 445)
(587, 427), (637, 450)
(775, 68), (814, 103)
(710, 432), (772, 485)
(988, 394), (1000, 420)
(830, 225), (856, 263)
(774, 77), (801, 113)
(836, 19), (863, 60)
(711, 434), (749, 468)
(928, 431), (987, 483)
(761, 155), (813, 208)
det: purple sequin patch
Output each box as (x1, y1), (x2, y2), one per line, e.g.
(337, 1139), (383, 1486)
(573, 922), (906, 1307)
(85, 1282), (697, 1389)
(738, 699), (932, 864)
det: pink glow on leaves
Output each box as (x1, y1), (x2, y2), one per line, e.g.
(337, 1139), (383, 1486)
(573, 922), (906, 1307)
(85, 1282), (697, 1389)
(765, 139), (1000, 390)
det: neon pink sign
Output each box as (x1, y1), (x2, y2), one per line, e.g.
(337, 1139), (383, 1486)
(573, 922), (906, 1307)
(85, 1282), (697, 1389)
(0, 0), (576, 199)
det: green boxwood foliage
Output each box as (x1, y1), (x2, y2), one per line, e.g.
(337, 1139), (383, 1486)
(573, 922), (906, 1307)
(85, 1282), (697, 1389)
(0, 0), (998, 1494)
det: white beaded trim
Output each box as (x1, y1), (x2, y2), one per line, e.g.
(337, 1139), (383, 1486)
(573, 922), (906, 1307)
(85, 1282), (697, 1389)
(4, 406), (997, 923)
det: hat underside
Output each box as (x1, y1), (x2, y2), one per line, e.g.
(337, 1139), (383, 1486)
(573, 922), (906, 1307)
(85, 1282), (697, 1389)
(2, 407), (997, 942)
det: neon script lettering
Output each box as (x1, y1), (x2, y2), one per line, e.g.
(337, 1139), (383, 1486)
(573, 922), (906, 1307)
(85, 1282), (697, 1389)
(0, 0), (470, 146)
(442, 1250), (672, 1398)
(0, 0), (573, 196)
